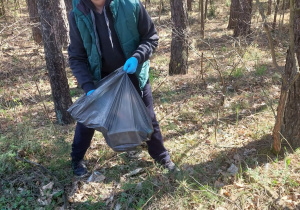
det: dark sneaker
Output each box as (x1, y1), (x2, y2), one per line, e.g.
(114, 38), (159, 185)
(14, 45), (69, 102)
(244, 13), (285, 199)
(158, 160), (179, 172)
(163, 160), (178, 171)
(72, 160), (88, 177)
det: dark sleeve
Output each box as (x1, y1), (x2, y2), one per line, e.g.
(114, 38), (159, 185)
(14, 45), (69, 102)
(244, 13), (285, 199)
(68, 12), (96, 93)
(131, 1), (159, 64)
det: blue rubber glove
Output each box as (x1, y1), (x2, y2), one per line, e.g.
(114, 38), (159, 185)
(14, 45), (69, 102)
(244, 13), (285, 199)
(86, 89), (95, 96)
(123, 57), (138, 74)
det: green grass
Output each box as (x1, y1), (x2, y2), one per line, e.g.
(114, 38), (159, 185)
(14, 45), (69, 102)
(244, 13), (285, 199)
(232, 67), (245, 78)
(255, 64), (267, 76)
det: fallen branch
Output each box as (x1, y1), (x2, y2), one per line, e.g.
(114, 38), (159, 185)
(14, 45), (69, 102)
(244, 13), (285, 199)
(141, 188), (162, 209)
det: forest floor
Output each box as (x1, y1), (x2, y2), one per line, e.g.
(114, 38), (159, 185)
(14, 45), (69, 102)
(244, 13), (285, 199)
(1, 0), (300, 209)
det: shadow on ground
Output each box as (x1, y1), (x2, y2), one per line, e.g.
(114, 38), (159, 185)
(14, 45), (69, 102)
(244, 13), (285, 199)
(66, 133), (297, 209)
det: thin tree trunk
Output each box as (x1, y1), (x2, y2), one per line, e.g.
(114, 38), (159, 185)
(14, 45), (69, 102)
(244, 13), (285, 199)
(200, 0), (204, 37)
(267, 0), (272, 15)
(204, 0), (208, 19)
(36, 0), (73, 125)
(26, 0), (43, 45)
(169, 0), (189, 75)
(187, 0), (192, 11)
(279, 0), (286, 33)
(14, 0), (20, 9)
(0, 0), (5, 16)
(272, 0), (280, 29)
(158, 0), (162, 24)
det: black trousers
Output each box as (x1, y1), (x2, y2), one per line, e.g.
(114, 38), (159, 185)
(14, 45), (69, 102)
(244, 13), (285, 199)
(71, 74), (170, 164)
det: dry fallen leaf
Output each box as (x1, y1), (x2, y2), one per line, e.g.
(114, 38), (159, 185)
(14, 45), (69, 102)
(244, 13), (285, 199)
(42, 182), (54, 191)
(223, 190), (231, 198)
(234, 182), (244, 189)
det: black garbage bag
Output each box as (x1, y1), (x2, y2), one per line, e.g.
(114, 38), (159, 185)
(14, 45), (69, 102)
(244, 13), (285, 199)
(68, 67), (153, 152)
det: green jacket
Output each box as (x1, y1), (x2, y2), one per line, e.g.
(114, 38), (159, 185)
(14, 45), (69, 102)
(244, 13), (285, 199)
(72, 0), (150, 90)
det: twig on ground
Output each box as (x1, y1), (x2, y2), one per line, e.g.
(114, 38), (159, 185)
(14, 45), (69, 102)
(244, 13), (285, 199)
(141, 188), (162, 209)
(93, 153), (120, 171)
(152, 76), (168, 93)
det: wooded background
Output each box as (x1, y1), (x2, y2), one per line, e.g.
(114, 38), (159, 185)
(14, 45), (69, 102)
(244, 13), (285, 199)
(0, 0), (300, 209)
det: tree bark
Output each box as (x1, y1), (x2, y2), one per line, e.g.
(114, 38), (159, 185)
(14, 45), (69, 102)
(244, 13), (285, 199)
(36, 0), (73, 125)
(272, 0), (280, 29)
(267, 0), (272, 15)
(158, 0), (163, 24)
(64, 0), (73, 15)
(233, 0), (253, 37)
(228, 0), (239, 29)
(54, 0), (69, 47)
(187, 0), (192, 11)
(26, 0), (42, 45)
(200, 0), (204, 37)
(204, 0), (208, 19)
(169, 0), (189, 75)
(279, 0), (300, 150)
(14, 0), (20, 9)
(0, 0), (5, 16)
(144, 0), (150, 9)
(273, 0), (300, 152)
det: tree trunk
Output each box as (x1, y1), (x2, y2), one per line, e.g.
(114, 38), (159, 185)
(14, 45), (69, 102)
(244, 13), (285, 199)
(169, 0), (189, 75)
(54, 0), (69, 47)
(0, 0), (5, 16)
(228, 0), (239, 29)
(187, 0), (192, 11)
(145, 0), (150, 9)
(280, 0), (286, 31)
(64, 0), (73, 15)
(272, 0), (280, 29)
(280, 0), (300, 150)
(233, 0), (253, 37)
(158, 0), (163, 24)
(267, 0), (272, 15)
(273, 0), (300, 152)
(36, 0), (73, 125)
(200, 0), (204, 37)
(26, 0), (42, 45)
(204, 0), (208, 19)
